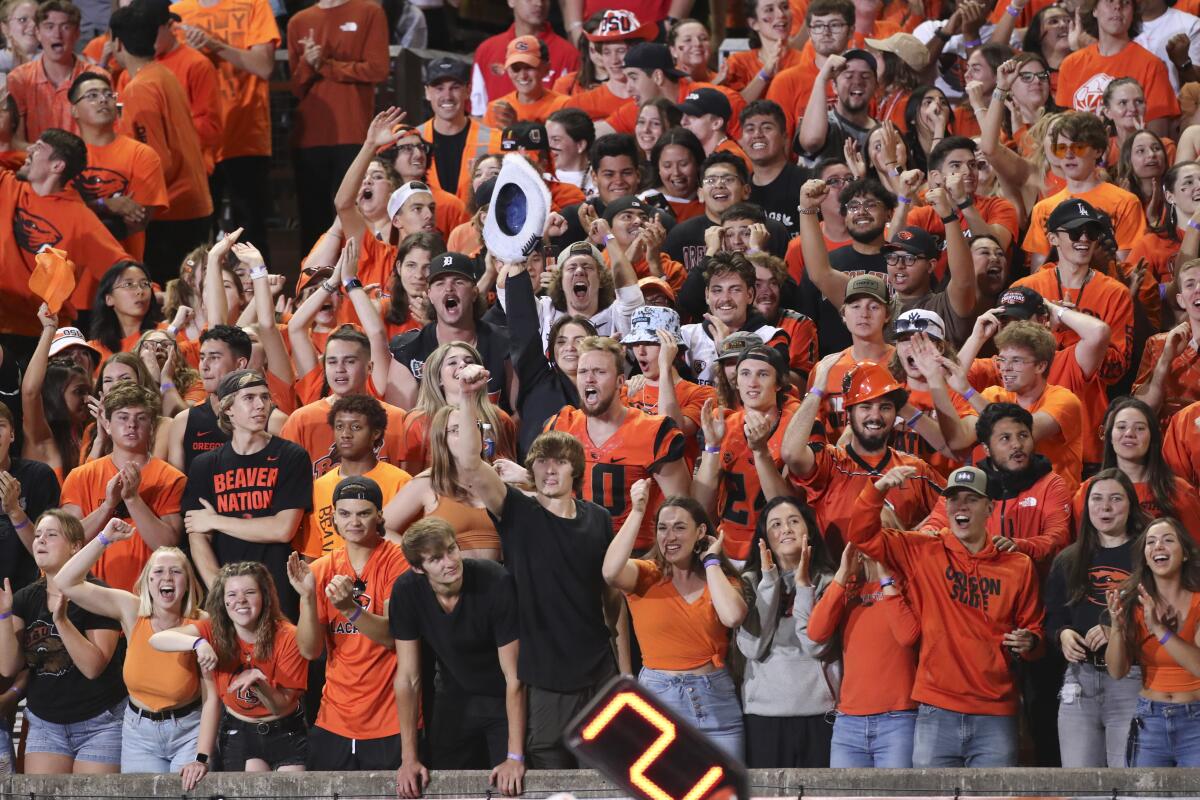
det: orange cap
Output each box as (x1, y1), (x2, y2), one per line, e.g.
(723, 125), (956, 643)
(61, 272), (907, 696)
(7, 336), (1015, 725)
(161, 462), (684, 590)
(842, 361), (903, 406)
(505, 35), (546, 69)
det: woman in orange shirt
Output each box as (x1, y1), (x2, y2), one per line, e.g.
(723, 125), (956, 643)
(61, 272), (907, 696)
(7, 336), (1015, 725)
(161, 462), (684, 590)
(643, 127), (703, 222)
(603, 483), (747, 758)
(669, 20), (715, 83)
(1106, 517), (1200, 766)
(22, 304), (92, 482)
(88, 262), (165, 364)
(721, 0), (803, 100)
(150, 562), (309, 772)
(56, 519), (217, 789)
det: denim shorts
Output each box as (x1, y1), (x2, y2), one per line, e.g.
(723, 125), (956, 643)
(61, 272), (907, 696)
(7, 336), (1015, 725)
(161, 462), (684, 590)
(122, 701), (203, 773)
(219, 708), (308, 770)
(24, 697), (126, 765)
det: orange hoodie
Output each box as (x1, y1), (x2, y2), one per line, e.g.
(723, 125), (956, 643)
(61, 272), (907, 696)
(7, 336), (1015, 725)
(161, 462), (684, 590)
(848, 484), (1046, 716)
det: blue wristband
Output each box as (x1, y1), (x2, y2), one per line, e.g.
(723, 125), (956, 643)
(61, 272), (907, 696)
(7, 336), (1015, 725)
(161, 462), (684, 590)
(1159, 630), (1174, 645)
(347, 605), (364, 623)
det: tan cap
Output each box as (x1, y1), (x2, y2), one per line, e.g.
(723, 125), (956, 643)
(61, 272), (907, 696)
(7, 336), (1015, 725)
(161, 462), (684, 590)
(864, 33), (929, 72)
(942, 466), (989, 498)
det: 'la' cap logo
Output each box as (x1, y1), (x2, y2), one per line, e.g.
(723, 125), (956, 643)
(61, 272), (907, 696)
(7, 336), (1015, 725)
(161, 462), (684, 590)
(1077, 203), (1089, 216)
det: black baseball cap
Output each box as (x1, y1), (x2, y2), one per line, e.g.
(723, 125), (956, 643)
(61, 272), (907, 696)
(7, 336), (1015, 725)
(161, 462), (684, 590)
(475, 176), (498, 210)
(994, 286), (1048, 320)
(603, 195), (652, 224)
(676, 88), (731, 121)
(137, 0), (181, 25)
(501, 121), (550, 152)
(424, 56), (471, 85)
(216, 369), (267, 400)
(842, 48), (878, 72)
(624, 42), (687, 79)
(883, 226), (939, 259)
(332, 475), (384, 509)
(428, 251), (481, 283)
(1046, 198), (1104, 232)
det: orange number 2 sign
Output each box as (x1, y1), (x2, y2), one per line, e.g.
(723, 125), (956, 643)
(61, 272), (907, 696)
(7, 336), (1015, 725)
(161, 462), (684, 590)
(582, 691), (726, 800)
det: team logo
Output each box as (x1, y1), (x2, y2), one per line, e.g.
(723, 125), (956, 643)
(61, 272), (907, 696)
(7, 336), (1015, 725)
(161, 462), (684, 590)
(74, 167), (130, 202)
(597, 10), (640, 36)
(26, 621), (71, 677)
(410, 358), (425, 380)
(13, 207), (64, 254)
(952, 469), (976, 483)
(897, 229), (914, 241)
(1071, 73), (1115, 114)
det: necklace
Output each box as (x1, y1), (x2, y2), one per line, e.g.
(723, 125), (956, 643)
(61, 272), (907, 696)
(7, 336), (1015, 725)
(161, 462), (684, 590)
(1054, 266), (1093, 309)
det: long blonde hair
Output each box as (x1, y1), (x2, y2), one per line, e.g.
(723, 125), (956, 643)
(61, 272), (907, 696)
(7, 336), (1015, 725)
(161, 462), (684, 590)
(134, 546), (205, 619)
(429, 404), (471, 500)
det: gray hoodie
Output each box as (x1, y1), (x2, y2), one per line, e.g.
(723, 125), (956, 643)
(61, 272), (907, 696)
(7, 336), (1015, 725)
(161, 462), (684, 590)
(736, 568), (842, 717)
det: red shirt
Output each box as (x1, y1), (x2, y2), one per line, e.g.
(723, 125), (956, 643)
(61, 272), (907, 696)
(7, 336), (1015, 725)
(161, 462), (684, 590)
(471, 24), (579, 115)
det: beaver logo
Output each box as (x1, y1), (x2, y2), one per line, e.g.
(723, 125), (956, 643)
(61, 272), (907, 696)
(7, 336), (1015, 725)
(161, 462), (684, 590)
(13, 207), (64, 254)
(25, 621), (72, 677)
(1088, 565), (1130, 606)
(74, 167), (130, 202)
(1072, 73), (1115, 115)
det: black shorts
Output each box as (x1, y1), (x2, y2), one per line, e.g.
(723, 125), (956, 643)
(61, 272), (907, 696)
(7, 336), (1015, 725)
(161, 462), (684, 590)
(428, 692), (508, 769)
(218, 709), (308, 770)
(306, 725), (402, 771)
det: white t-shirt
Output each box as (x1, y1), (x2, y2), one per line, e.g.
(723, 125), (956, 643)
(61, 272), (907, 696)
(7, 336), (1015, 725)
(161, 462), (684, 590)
(680, 322), (784, 386)
(496, 284), (645, 350)
(1136, 8), (1200, 92)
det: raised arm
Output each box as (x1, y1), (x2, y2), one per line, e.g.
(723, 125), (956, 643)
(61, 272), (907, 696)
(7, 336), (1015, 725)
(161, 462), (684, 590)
(798, 55), (842, 155)
(203, 228), (239, 327)
(286, 553), (324, 660)
(0, 581), (21, 678)
(797, 179), (852, 308)
(690, 398), (726, 513)
(335, 107), (407, 243)
(1047, 299), (1111, 380)
(602, 479), (650, 592)
(286, 260), (342, 380)
(909, 335), (981, 452)
(235, 241), (296, 389)
(446, 387), (507, 517)
(927, 187), (977, 316)
(1135, 324), (1189, 412)
(55, 519), (141, 631)
(977, 61), (1034, 189)
(780, 352), (840, 479)
(339, 237), (392, 393)
(20, 306), (58, 464)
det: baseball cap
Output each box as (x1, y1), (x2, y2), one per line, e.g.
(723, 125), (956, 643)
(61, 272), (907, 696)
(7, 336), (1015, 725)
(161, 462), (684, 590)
(638, 276), (676, 304)
(216, 369), (267, 400)
(942, 466), (989, 498)
(1046, 198), (1104, 232)
(428, 251), (480, 283)
(883, 226), (939, 259)
(737, 344), (787, 384)
(842, 360), (903, 406)
(560, 240), (606, 267)
(584, 9), (656, 42)
(864, 32), (928, 71)
(844, 273), (890, 304)
(715, 331), (763, 362)
(386, 181), (434, 220)
(624, 42), (687, 79)
(423, 56), (471, 85)
(48, 327), (102, 361)
(603, 195), (653, 225)
(295, 264), (334, 294)
(138, 0), (181, 25)
(842, 48), (878, 72)
(505, 35), (548, 69)
(332, 475), (384, 509)
(501, 121), (550, 152)
(892, 308), (946, 341)
(676, 88), (732, 121)
(622, 305), (684, 346)
(995, 286), (1048, 320)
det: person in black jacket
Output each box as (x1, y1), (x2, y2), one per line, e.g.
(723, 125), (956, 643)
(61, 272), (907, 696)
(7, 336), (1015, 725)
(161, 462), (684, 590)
(501, 257), (597, 458)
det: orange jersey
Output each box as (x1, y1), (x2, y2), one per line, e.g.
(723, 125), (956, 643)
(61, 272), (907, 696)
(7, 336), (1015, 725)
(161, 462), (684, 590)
(1022, 183), (1146, 256)
(1055, 42), (1179, 122)
(483, 89), (570, 129)
(980, 383), (1084, 494)
(1126, 230), (1181, 329)
(570, 82), (630, 121)
(170, 0), (281, 160)
(621, 378), (714, 470)
(665, 197), (704, 222)
(194, 618), (308, 718)
(60, 456), (186, 591)
(791, 444), (943, 555)
(117, 62), (213, 221)
(299, 461), (412, 557)
(7, 57), (108, 140)
(310, 540), (409, 738)
(775, 310), (817, 377)
(1072, 475), (1200, 542)
(715, 399), (802, 559)
(279, 396), (408, 477)
(722, 47), (806, 92)
(1164, 401), (1200, 497)
(549, 179), (586, 212)
(1133, 334), (1200, 426)
(76, 135), (169, 261)
(544, 406), (686, 549)
(784, 227), (850, 284)
(891, 386), (973, 479)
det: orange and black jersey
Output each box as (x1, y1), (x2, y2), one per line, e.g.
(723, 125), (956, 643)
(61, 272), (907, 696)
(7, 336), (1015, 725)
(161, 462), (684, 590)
(544, 406), (685, 549)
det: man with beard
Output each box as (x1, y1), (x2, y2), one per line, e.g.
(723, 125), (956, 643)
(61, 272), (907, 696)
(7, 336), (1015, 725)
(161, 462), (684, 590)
(384, 125), (469, 241)
(544, 335), (691, 550)
(766, 0), (856, 134)
(750, 253), (817, 383)
(796, 176), (894, 355)
(796, 49), (879, 166)
(679, 252), (789, 386)
(781, 353), (942, 555)
(388, 252), (514, 410)
(419, 57), (496, 203)
(741, 100), (806, 234)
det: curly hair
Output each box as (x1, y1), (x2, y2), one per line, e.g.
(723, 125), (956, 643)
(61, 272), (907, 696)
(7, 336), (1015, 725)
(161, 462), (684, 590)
(994, 320), (1056, 366)
(549, 252), (616, 313)
(327, 393), (389, 452)
(204, 561), (287, 670)
(1117, 518), (1200, 651)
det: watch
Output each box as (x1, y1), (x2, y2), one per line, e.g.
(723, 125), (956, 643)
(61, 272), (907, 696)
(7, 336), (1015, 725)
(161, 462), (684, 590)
(940, 212), (959, 225)
(957, 197), (974, 210)
(343, 277), (364, 291)
(195, 752), (209, 765)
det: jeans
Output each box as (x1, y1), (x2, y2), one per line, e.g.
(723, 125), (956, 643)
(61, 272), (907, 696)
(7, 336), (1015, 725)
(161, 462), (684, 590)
(0, 724), (13, 775)
(911, 703), (1017, 767)
(120, 702), (203, 773)
(830, 709), (917, 768)
(1057, 662), (1142, 767)
(638, 667), (744, 760)
(1129, 696), (1200, 767)
(24, 697), (125, 764)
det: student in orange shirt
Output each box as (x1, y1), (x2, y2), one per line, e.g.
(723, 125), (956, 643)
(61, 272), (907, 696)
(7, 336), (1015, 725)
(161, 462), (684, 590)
(109, 2), (211, 287)
(150, 562), (309, 771)
(86, 261), (166, 365)
(382, 128), (468, 242)
(603, 483), (747, 758)
(751, 254), (817, 383)
(484, 36), (569, 129)
(1135, 258), (1200, 424)
(766, 0), (855, 134)
(68, 71), (167, 261)
(1162, 399), (1200, 488)
(722, 0), (804, 100)
(286, 475), (408, 770)
(848, 465), (1044, 767)
(60, 383), (185, 591)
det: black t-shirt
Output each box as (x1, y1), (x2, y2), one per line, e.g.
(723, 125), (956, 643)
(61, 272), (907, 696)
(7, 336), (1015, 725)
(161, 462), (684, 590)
(1045, 539), (1133, 647)
(0, 457), (59, 591)
(182, 400), (228, 473)
(389, 320), (511, 405)
(492, 485), (614, 691)
(796, 244), (888, 356)
(388, 558), (519, 697)
(663, 214), (791, 274)
(433, 125), (470, 195)
(13, 578), (126, 723)
(182, 436), (313, 619)
(750, 162), (807, 236)
(797, 110), (876, 168)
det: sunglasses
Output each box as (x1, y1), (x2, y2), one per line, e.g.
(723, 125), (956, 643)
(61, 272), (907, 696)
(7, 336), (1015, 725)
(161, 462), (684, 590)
(1052, 142), (1094, 158)
(1054, 225), (1103, 241)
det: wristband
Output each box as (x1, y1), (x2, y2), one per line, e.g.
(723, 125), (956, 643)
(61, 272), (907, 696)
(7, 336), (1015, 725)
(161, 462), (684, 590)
(992, 88), (1008, 102)
(165, 325), (179, 337)
(933, 27), (950, 40)
(0, 612), (11, 622)
(321, 280), (338, 294)
(888, 165), (901, 178)
(809, 387), (826, 399)
(897, 195), (912, 205)
(1006, 4), (1020, 15)
(905, 409), (924, 427)
(962, 387), (977, 401)
(507, 752), (525, 763)
(343, 277), (364, 291)
(6, 684), (22, 698)
(757, 69), (771, 83)
(798, 207), (821, 215)
(12, 518), (29, 530)
(346, 605), (364, 623)
(1188, 219), (1200, 233)
(249, 265), (268, 281)
(963, 37), (982, 48)
(879, 577), (895, 588)
(160, 382), (176, 393)
(1159, 630), (1174, 645)
(957, 197), (975, 210)
(192, 637), (205, 650)
(702, 557), (721, 570)
(605, 233), (615, 242)
(98, 532), (113, 547)
(704, 445), (721, 454)
(940, 212), (959, 225)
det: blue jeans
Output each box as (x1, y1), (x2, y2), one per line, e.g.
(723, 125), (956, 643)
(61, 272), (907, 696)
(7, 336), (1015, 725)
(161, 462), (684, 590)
(830, 710), (917, 767)
(1057, 662), (1142, 767)
(1129, 697), (1200, 767)
(911, 703), (1017, 767)
(121, 702), (203, 773)
(0, 724), (12, 775)
(638, 668), (744, 760)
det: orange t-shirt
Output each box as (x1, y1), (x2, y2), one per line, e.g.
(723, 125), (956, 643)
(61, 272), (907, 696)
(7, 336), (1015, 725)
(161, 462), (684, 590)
(299, 461), (412, 557)
(604, 79), (747, 141)
(125, 615), (202, 711)
(1128, 230), (1181, 329)
(1022, 183), (1146, 256)
(665, 197), (704, 222)
(1055, 42), (1179, 122)
(622, 378), (714, 470)
(434, 186), (470, 242)
(194, 617), (308, 718)
(76, 135), (169, 261)
(625, 559), (738, 670)
(278, 395), (408, 477)
(570, 82), (630, 121)
(1134, 334), (1200, 426)
(723, 47), (806, 92)
(6, 57), (108, 141)
(170, 0), (281, 160)
(1164, 400), (1200, 489)
(906, 194), (1020, 280)
(117, 62), (213, 222)
(765, 49), (830, 137)
(401, 407), (516, 474)
(980, 383), (1083, 494)
(60, 455), (186, 591)
(776, 310), (818, 377)
(1135, 591), (1200, 693)
(310, 540), (409, 738)
(484, 88), (570, 129)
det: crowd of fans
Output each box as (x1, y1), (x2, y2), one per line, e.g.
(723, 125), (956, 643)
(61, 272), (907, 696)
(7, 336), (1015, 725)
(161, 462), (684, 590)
(4, 0), (1200, 789)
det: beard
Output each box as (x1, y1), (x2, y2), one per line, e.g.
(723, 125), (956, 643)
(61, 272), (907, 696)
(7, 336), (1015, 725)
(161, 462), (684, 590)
(583, 389), (617, 417)
(848, 223), (886, 244)
(850, 417), (891, 451)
